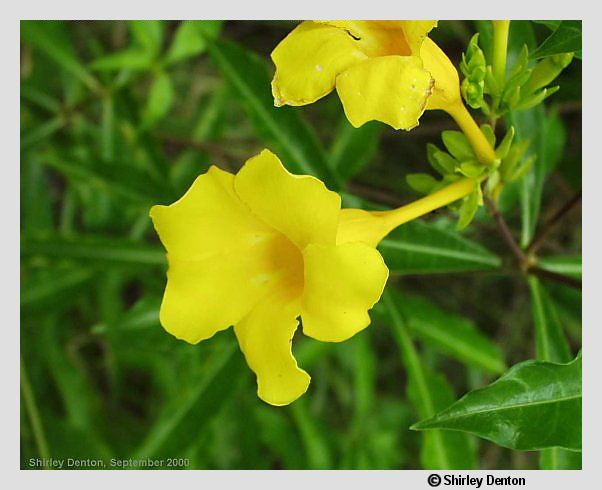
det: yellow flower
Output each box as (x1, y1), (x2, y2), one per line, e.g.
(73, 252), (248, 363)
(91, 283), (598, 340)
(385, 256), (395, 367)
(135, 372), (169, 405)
(270, 20), (464, 130)
(150, 149), (389, 406)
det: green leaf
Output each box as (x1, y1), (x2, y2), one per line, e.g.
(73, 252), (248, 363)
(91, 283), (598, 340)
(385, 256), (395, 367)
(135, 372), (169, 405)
(528, 276), (573, 363)
(165, 20), (223, 65)
(441, 131), (474, 162)
(289, 399), (333, 469)
(21, 21), (99, 91)
(207, 39), (340, 188)
(21, 116), (66, 149)
(91, 49), (155, 72)
(21, 268), (95, 311)
(527, 275), (578, 468)
(329, 119), (381, 181)
(39, 154), (172, 205)
(406, 173), (438, 194)
(129, 20), (165, 56)
(412, 355), (582, 451)
(91, 295), (161, 335)
(132, 337), (243, 458)
(101, 96), (115, 161)
(392, 292), (506, 373)
(141, 72), (174, 130)
(540, 447), (581, 469)
(379, 220), (502, 274)
(21, 235), (166, 267)
(456, 187), (481, 230)
(509, 108), (566, 247)
(37, 319), (114, 459)
(533, 20), (562, 30)
(383, 291), (476, 469)
(427, 144), (457, 176)
(538, 256), (581, 280)
(495, 126), (515, 160)
(531, 21), (582, 59)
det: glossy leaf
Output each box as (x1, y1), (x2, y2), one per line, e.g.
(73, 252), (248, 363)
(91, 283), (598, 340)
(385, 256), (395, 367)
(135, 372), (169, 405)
(412, 355), (582, 451)
(531, 21), (582, 59)
(378, 220), (502, 274)
(207, 39), (340, 188)
(528, 276), (579, 469)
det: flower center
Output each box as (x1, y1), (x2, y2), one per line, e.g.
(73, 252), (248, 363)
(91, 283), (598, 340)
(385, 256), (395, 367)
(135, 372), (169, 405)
(351, 25), (411, 58)
(262, 232), (305, 301)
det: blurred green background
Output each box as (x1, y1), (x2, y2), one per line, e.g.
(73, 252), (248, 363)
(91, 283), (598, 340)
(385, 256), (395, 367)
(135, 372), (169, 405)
(20, 20), (581, 470)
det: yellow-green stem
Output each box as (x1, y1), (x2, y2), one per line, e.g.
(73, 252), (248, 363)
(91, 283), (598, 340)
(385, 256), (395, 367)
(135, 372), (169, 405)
(446, 101), (497, 165)
(492, 20), (510, 86)
(340, 178), (477, 246)
(379, 177), (476, 233)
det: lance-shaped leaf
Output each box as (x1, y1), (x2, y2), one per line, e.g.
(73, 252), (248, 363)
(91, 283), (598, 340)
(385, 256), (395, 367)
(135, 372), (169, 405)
(383, 291), (476, 469)
(379, 220), (502, 274)
(538, 256), (581, 280)
(528, 276), (580, 468)
(531, 21), (582, 60)
(387, 291), (506, 374)
(412, 355), (582, 451)
(528, 276), (572, 363)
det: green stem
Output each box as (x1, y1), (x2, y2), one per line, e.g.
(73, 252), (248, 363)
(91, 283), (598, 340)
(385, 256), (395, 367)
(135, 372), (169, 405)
(492, 20), (510, 87)
(21, 355), (50, 468)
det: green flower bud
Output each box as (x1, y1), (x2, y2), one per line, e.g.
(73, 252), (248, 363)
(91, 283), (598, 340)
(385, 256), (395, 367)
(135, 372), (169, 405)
(522, 52), (574, 96)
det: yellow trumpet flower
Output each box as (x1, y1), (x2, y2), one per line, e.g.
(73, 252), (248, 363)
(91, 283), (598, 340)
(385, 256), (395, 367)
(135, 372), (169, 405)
(271, 20), (496, 164)
(150, 149), (389, 406)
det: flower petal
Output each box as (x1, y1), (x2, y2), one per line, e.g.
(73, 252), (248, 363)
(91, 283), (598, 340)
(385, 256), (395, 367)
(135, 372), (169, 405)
(316, 21), (411, 57)
(301, 242), (389, 342)
(400, 21), (438, 54)
(336, 208), (391, 247)
(150, 166), (298, 343)
(421, 37), (461, 111)
(234, 293), (310, 406)
(271, 21), (367, 107)
(336, 55), (433, 130)
(234, 149), (341, 249)
(150, 166), (270, 261)
(317, 20), (436, 57)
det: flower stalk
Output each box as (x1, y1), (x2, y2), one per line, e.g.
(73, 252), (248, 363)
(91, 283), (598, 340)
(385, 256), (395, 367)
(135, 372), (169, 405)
(446, 101), (497, 165)
(372, 177), (476, 239)
(492, 20), (510, 87)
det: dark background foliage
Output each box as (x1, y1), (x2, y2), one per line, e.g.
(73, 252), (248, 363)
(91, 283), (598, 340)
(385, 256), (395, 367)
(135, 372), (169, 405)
(21, 20), (581, 470)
